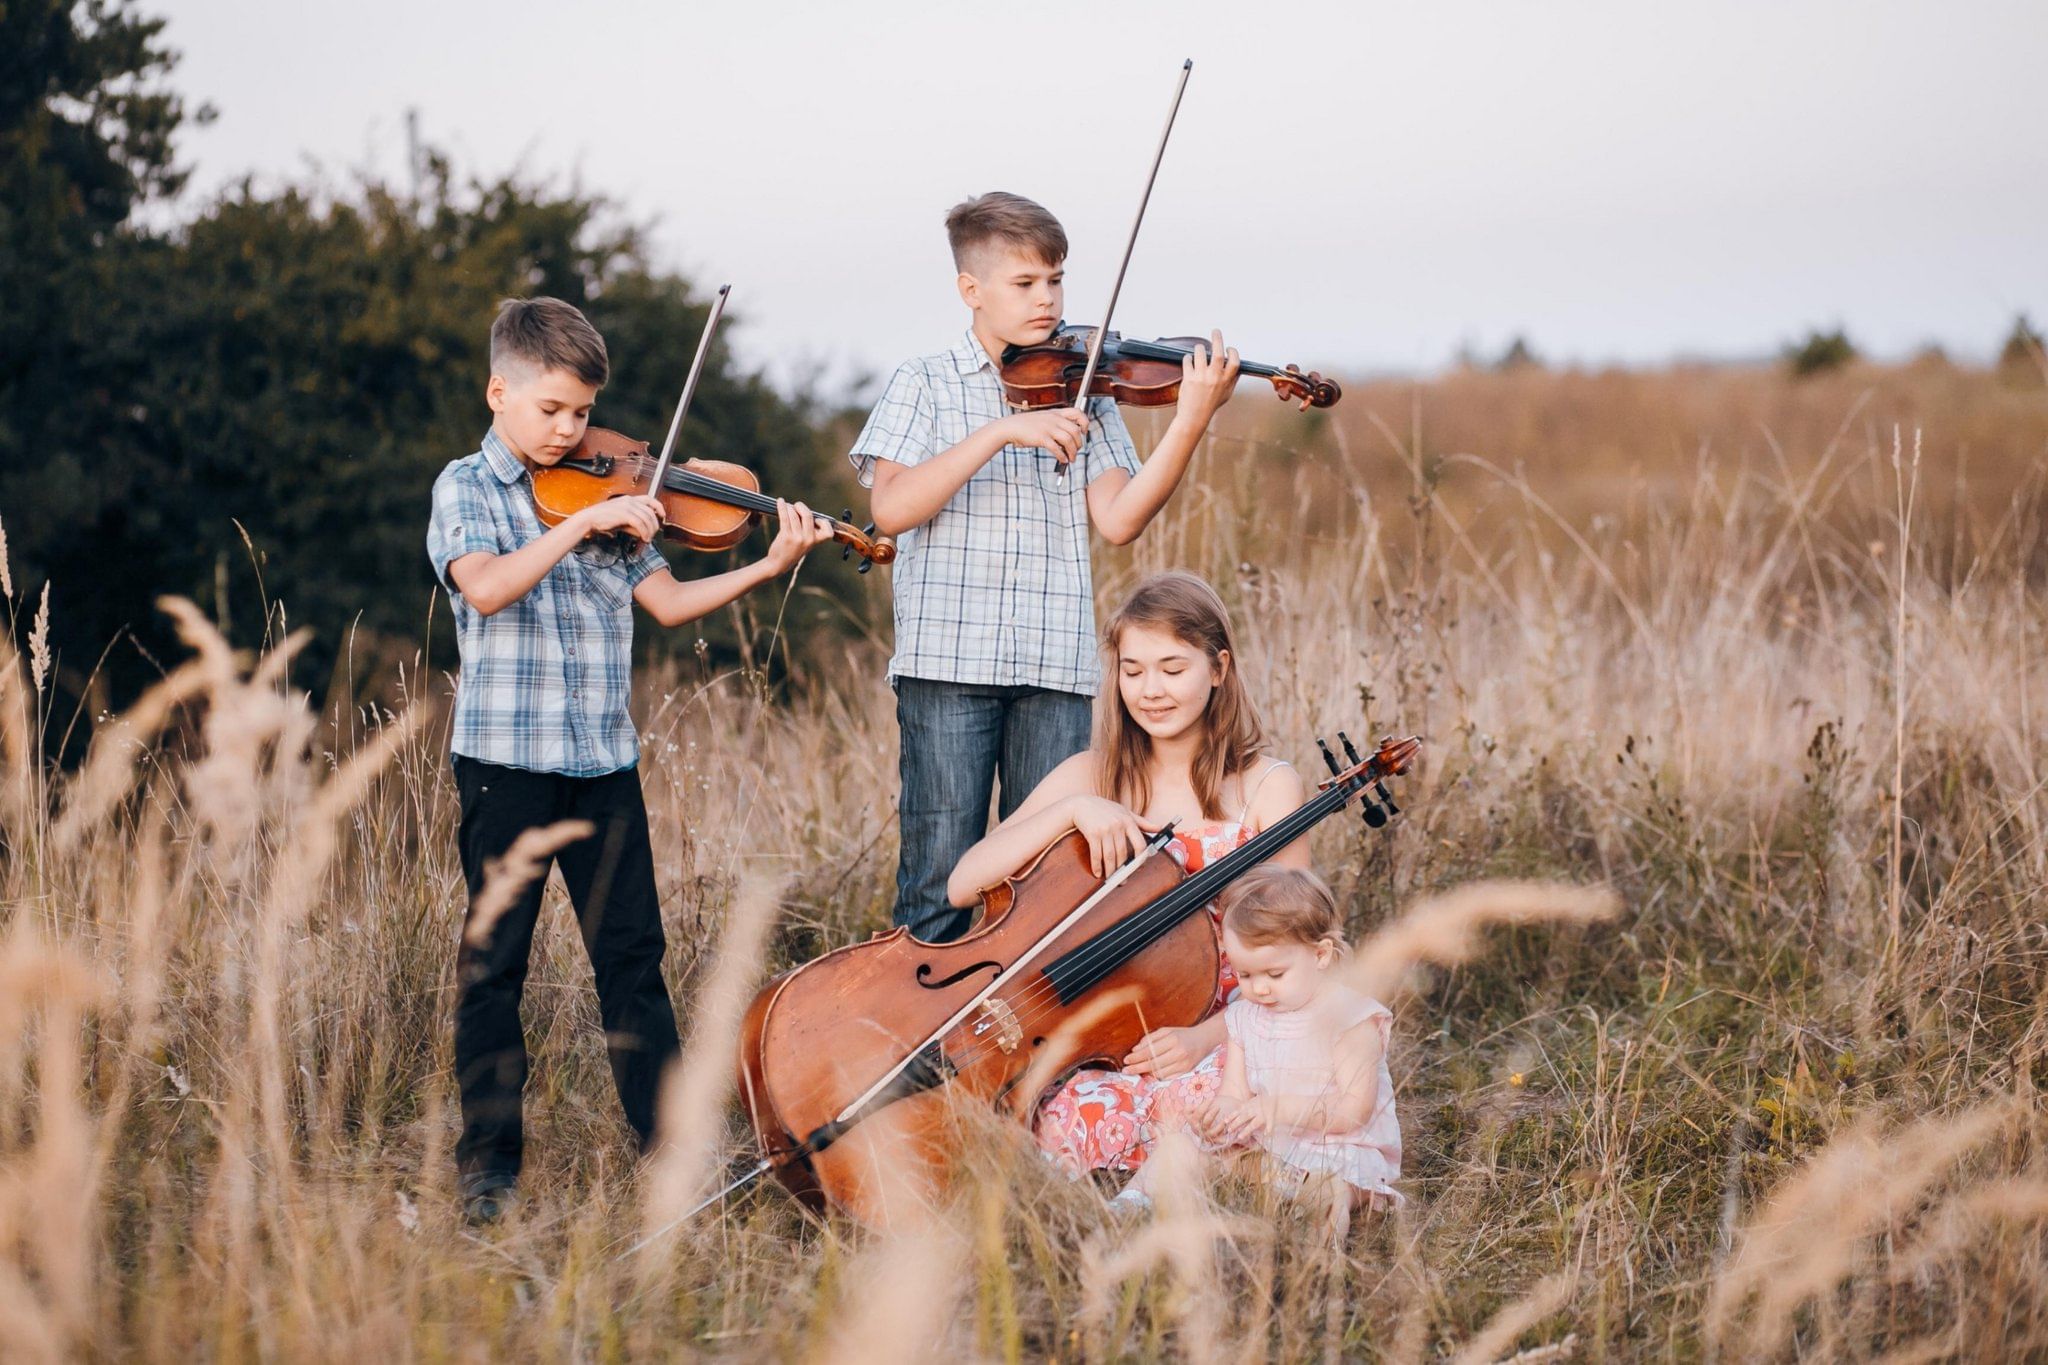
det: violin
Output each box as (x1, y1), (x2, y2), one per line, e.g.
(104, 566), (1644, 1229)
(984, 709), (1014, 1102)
(532, 427), (896, 571)
(1001, 325), (1341, 413)
(729, 732), (1419, 1227)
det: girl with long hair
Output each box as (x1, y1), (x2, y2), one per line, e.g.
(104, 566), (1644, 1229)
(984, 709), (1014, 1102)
(946, 570), (1308, 1178)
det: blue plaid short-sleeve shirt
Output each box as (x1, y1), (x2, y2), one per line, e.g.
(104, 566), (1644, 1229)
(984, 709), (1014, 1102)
(848, 329), (1141, 696)
(426, 430), (668, 776)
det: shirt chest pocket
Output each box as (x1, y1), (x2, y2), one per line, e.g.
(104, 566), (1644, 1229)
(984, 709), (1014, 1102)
(568, 549), (636, 613)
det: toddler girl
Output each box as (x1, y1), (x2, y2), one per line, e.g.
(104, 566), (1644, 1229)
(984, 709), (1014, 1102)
(1127, 865), (1401, 1211)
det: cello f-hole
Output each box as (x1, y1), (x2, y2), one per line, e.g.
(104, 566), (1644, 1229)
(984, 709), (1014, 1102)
(914, 960), (1004, 990)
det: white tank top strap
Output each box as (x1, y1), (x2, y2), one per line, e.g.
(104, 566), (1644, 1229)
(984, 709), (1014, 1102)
(1234, 758), (1295, 824)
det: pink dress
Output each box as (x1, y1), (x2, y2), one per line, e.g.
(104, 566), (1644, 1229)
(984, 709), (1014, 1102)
(1031, 820), (1251, 1174)
(1224, 985), (1402, 1204)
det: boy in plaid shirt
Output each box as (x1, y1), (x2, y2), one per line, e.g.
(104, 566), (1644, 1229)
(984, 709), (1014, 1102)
(850, 192), (1240, 944)
(427, 297), (830, 1222)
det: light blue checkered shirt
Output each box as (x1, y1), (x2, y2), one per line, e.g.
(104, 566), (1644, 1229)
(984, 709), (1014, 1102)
(427, 430), (667, 776)
(848, 330), (1141, 696)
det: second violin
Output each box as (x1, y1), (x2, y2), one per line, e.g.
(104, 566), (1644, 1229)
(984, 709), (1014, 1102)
(532, 428), (896, 571)
(1001, 324), (1341, 413)
(529, 284), (894, 572)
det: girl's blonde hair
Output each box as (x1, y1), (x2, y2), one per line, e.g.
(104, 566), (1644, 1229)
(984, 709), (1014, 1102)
(1219, 866), (1348, 952)
(1095, 571), (1267, 820)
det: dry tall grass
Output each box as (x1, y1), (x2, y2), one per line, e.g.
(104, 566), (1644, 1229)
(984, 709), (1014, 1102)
(2, 360), (2046, 1359)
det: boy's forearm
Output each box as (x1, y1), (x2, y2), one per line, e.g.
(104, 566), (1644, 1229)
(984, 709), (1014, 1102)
(640, 555), (782, 628)
(1092, 410), (1207, 545)
(458, 519), (589, 615)
(869, 427), (1008, 534)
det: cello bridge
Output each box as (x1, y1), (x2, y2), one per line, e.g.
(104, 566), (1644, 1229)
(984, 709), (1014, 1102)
(973, 998), (1023, 1054)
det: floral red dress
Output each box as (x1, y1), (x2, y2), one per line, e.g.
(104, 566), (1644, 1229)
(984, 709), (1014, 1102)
(1031, 820), (1254, 1175)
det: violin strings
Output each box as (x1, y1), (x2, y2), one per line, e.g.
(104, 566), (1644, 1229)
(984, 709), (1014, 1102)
(655, 462), (784, 517)
(1110, 335), (1278, 381)
(634, 456), (870, 547)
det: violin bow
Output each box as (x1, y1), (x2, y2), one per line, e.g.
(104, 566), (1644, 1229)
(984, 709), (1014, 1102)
(644, 283), (732, 499)
(1060, 57), (1195, 485)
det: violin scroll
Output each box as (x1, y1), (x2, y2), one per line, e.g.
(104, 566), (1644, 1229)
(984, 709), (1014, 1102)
(1271, 364), (1341, 411)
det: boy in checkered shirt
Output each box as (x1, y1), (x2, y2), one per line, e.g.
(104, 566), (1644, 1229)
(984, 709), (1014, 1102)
(849, 192), (1240, 944)
(426, 297), (831, 1222)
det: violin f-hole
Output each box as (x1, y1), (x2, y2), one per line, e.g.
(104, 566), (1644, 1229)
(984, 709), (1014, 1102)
(914, 959), (1004, 990)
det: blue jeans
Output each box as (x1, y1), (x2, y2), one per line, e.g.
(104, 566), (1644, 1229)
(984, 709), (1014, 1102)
(450, 757), (679, 1186)
(893, 677), (1094, 943)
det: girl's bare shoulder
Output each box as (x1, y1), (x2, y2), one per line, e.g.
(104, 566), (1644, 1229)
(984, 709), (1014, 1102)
(1037, 750), (1105, 799)
(1239, 757), (1307, 821)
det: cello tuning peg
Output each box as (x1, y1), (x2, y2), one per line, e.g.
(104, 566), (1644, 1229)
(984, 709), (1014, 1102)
(1316, 737), (1342, 777)
(1337, 731), (1363, 767)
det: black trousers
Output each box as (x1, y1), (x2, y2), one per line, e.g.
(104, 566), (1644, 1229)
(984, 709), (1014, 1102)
(451, 756), (681, 1184)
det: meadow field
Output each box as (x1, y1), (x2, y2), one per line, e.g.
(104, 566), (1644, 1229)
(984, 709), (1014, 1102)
(3, 356), (2047, 1361)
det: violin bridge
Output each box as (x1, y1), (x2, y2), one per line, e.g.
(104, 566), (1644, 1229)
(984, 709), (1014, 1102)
(973, 998), (1024, 1054)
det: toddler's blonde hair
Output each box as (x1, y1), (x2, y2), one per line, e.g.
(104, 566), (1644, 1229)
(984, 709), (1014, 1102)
(1219, 865), (1347, 952)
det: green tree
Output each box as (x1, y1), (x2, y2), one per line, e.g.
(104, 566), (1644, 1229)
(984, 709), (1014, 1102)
(3, 0), (868, 724)
(1, 0), (200, 703)
(1998, 314), (2045, 386)
(1495, 336), (1541, 372)
(0, 0), (195, 338)
(1784, 327), (1858, 377)
(34, 164), (862, 703)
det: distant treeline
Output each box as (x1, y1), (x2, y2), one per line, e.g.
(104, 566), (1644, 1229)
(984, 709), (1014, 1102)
(2, 0), (866, 738)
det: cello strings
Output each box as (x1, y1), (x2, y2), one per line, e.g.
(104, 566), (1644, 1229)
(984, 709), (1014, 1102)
(767, 759), (1396, 1170)
(917, 771), (1376, 1080)
(939, 740), (1413, 1078)
(881, 754), (1396, 1087)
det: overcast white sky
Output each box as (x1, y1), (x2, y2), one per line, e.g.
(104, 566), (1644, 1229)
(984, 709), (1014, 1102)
(158, 1), (2046, 392)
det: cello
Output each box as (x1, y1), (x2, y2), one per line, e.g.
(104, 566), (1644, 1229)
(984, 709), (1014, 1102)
(732, 733), (1419, 1226)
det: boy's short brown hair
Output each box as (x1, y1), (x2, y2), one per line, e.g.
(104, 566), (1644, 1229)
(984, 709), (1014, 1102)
(1220, 866), (1349, 951)
(489, 296), (609, 388)
(944, 192), (1068, 271)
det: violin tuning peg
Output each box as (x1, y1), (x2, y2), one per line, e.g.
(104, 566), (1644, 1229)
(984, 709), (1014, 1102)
(842, 543), (853, 560)
(862, 523), (876, 537)
(842, 508), (853, 522)
(1361, 798), (1389, 830)
(1373, 780), (1400, 816)
(857, 559), (872, 575)
(1338, 731), (1363, 767)
(1316, 737), (1342, 777)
